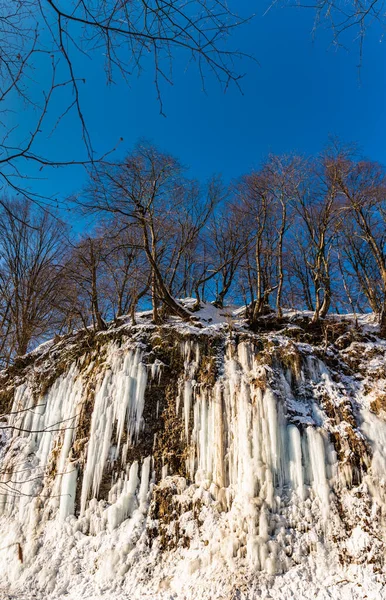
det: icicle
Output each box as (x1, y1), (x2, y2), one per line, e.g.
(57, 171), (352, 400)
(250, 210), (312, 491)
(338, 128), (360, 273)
(183, 381), (192, 440)
(151, 359), (163, 382)
(360, 409), (386, 478)
(132, 361), (148, 443)
(59, 464), (78, 521)
(105, 461), (138, 532)
(1, 364), (83, 521)
(80, 347), (147, 514)
(138, 457), (151, 507)
(287, 425), (305, 501)
(306, 427), (330, 518)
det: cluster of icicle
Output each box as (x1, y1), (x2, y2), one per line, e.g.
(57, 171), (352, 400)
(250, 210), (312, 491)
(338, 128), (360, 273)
(178, 340), (334, 565)
(180, 340), (334, 508)
(0, 334), (385, 574)
(0, 346), (157, 532)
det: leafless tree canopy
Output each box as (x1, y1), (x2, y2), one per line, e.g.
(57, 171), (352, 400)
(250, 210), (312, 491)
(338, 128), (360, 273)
(298, 0), (385, 52)
(0, 197), (67, 363)
(0, 140), (386, 366)
(0, 0), (248, 200)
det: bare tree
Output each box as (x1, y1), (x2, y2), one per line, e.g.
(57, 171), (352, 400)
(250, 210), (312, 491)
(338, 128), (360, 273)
(65, 235), (109, 332)
(261, 155), (302, 317)
(285, 231), (315, 312)
(164, 179), (220, 298)
(289, 154), (343, 323)
(234, 169), (281, 323)
(59, 220), (150, 332)
(337, 217), (383, 314)
(100, 222), (150, 322)
(80, 143), (222, 321)
(83, 144), (187, 321)
(329, 149), (386, 334)
(211, 203), (249, 309)
(295, 0), (385, 56)
(0, 197), (68, 360)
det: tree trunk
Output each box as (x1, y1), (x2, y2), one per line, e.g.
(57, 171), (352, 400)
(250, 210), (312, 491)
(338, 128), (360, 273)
(142, 223), (192, 322)
(131, 303), (137, 326)
(380, 296), (386, 338)
(91, 259), (107, 331)
(276, 201), (286, 318)
(151, 269), (159, 323)
(319, 273), (331, 319)
(311, 282), (321, 324)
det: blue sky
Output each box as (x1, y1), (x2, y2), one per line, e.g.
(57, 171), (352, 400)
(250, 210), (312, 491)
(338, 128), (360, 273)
(12, 1), (386, 203)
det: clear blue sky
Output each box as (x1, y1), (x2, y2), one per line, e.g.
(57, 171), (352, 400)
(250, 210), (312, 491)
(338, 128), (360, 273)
(12, 1), (386, 204)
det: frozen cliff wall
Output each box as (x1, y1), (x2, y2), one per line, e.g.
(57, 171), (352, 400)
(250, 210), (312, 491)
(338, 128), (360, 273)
(0, 313), (386, 599)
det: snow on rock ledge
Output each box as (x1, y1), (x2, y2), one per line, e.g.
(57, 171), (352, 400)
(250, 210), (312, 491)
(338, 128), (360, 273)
(0, 318), (386, 599)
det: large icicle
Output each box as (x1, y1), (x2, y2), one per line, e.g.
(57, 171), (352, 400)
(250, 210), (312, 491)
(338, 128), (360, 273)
(80, 347), (147, 514)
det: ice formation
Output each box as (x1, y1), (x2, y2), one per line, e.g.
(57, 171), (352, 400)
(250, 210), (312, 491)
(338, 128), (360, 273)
(0, 319), (386, 599)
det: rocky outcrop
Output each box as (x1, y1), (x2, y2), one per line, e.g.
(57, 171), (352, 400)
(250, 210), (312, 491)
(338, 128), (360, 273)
(0, 314), (386, 598)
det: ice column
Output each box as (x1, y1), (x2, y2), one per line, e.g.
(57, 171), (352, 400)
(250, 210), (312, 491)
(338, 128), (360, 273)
(80, 347), (147, 514)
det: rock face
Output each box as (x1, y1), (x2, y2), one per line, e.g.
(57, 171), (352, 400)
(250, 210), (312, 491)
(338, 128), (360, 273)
(0, 316), (386, 599)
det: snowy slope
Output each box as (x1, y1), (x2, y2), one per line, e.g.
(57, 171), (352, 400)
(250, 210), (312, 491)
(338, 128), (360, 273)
(0, 307), (386, 599)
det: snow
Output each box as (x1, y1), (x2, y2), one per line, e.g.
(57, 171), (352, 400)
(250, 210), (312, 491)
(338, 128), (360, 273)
(1, 309), (386, 599)
(106, 460), (139, 532)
